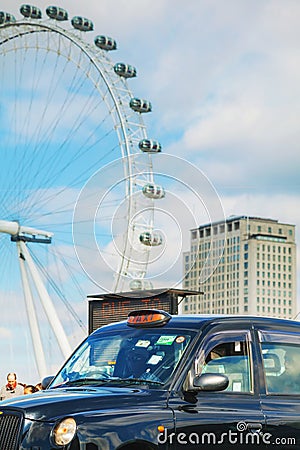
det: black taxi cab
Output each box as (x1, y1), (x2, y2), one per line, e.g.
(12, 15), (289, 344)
(0, 310), (300, 449)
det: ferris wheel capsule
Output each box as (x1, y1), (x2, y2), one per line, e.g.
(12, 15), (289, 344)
(71, 16), (94, 32)
(46, 6), (68, 21)
(139, 139), (162, 153)
(130, 98), (152, 113)
(142, 183), (165, 199)
(20, 4), (42, 19)
(94, 35), (117, 51)
(0, 12), (16, 24)
(129, 279), (154, 291)
(129, 279), (143, 290)
(114, 63), (137, 78)
(139, 231), (163, 247)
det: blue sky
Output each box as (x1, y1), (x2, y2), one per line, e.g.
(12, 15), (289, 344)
(0, 0), (300, 384)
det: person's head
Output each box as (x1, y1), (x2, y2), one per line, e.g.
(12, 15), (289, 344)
(6, 372), (17, 390)
(24, 385), (37, 395)
(6, 372), (17, 385)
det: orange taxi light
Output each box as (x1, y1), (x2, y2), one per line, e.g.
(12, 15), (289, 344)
(127, 309), (171, 327)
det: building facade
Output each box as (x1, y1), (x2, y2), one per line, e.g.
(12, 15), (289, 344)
(182, 216), (297, 319)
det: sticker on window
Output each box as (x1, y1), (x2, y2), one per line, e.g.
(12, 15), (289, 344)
(147, 354), (163, 365)
(156, 335), (177, 346)
(135, 340), (151, 348)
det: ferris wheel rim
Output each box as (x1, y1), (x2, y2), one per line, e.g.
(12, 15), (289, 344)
(0, 12), (157, 292)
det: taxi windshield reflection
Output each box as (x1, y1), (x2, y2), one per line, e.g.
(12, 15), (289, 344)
(50, 329), (194, 388)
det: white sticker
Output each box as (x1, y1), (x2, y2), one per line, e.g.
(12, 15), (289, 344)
(147, 354), (163, 365)
(235, 342), (241, 352)
(232, 381), (242, 391)
(135, 340), (151, 348)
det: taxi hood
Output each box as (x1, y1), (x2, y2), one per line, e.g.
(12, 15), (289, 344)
(0, 385), (164, 421)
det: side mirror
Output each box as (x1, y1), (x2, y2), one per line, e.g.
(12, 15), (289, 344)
(193, 373), (229, 392)
(41, 375), (54, 390)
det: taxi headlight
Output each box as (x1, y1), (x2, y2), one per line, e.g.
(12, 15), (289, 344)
(52, 417), (76, 446)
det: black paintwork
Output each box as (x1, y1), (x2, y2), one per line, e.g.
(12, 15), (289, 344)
(0, 313), (299, 449)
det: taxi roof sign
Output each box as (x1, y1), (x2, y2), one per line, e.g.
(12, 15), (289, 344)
(127, 309), (171, 327)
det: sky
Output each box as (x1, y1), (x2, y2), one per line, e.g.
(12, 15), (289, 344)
(0, 0), (300, 384)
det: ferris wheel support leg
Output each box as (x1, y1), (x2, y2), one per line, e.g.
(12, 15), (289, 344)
(18, 240), (72, 359)
(17, 242), (48, 379)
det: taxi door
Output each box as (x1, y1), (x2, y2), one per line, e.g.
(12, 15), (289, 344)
(168, 327), (266, 449)
(256, 327), (300, 449)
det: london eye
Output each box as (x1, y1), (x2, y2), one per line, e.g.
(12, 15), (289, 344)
(0, 4), (164, 379)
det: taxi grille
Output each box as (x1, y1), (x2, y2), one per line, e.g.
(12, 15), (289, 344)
(0, 410), (23, 450)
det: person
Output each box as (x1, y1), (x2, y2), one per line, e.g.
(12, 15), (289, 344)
(205, 343), (228, 363)
(24, 384), (37, 395)
(0, 372), (24, 400)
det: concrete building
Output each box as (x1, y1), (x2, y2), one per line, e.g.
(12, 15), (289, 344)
(182, 216), (297, 319)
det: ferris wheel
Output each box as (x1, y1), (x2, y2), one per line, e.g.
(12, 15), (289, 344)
(0, 5), (164, 379)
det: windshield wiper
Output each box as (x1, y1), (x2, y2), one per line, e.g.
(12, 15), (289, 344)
(54, 377), (116, 387)
(112, 378), (163, 386)
(52, 376), (163, 388)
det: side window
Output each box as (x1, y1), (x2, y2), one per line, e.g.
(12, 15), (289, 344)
(261, 341), (300, 395)
(199, 333), (252, 393)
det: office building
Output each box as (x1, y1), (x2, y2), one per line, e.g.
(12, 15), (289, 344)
(182, 216), (297, 318)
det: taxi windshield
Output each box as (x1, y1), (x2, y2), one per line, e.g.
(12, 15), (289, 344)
(50, 328), (194, 388)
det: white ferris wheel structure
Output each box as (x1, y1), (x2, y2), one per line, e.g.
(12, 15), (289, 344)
(0, 4), (165, 378)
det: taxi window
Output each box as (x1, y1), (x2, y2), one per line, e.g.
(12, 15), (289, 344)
(261, 341), (300, 395)
(198, 333), (252, 393)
